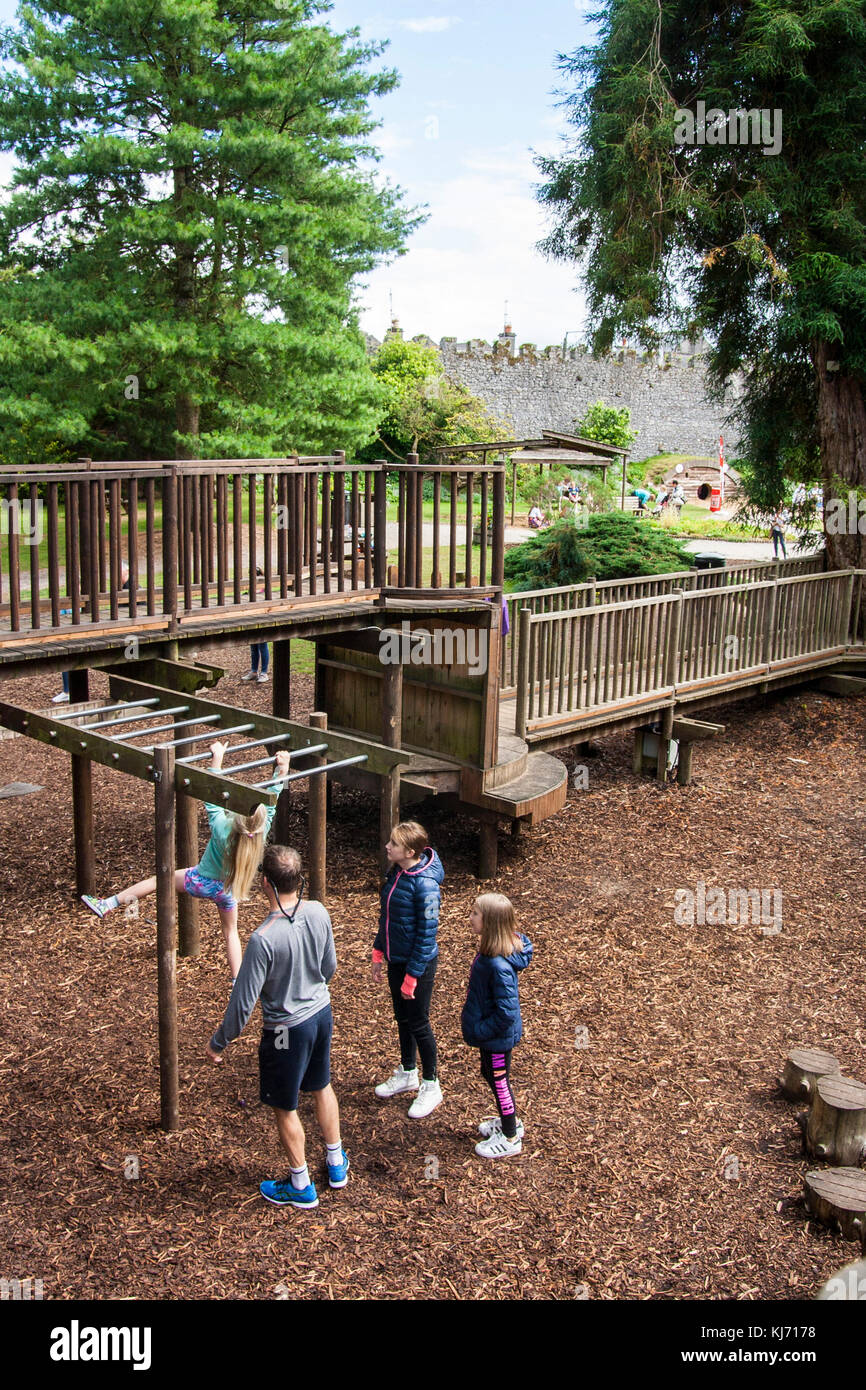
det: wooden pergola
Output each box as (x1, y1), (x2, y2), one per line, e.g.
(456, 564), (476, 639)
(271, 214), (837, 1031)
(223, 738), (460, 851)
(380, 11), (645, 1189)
(432, 430), (630, 523)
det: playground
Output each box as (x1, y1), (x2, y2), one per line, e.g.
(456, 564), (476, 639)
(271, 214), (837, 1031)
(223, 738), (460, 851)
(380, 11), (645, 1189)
(1, 645), (864, 1300)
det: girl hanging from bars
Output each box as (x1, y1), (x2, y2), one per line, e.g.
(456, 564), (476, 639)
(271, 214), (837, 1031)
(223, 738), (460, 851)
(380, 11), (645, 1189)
(82, 741), (291, 982)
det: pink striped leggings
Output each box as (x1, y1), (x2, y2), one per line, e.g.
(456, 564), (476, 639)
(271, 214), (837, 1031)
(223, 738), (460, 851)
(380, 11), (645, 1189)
(479, 1049), (518, 1139)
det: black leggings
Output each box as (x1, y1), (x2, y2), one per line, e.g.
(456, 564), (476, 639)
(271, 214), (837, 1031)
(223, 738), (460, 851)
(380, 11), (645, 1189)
(387, 958), (438, 1081)
(480, 1049), (518, 1139)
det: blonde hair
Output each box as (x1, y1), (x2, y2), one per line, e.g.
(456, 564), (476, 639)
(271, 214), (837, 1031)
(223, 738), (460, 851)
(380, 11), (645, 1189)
(223, 804), (269, 902)
(476, 893), (517, 958)
(390, 820), (428, 858)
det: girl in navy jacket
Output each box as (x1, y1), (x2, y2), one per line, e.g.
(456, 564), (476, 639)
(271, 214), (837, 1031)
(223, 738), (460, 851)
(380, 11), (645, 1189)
(371, 821), (444, 1118)
(461, 893), (533, 1158)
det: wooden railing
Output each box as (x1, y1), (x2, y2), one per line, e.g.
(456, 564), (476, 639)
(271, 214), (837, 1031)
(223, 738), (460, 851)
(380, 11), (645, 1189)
(0, 454), (512, 639)
(515, 568), (859, 736)
(389, 455), (506, 593)
(501, 554), (825, 693)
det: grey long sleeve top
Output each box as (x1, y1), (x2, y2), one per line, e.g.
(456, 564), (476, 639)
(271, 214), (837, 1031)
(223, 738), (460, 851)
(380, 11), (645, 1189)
(209, 901), (336, 1053)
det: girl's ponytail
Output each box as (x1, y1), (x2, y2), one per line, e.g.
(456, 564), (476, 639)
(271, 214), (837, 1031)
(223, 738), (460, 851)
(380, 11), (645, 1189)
(224, 803), (269, 902)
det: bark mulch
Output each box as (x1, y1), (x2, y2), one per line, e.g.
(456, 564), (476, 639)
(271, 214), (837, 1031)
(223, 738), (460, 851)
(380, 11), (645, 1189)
(0, 653), (864, 1300)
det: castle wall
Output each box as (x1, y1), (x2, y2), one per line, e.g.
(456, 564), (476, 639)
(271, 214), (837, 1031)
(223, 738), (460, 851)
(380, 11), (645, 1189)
(437, 340), (743, 459)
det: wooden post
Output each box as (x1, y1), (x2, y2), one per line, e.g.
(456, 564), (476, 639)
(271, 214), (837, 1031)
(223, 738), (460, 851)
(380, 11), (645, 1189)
(69, 668), (94, 896)
(380, 660), (402, 874)
(492, 467), (505, 591)
(272, 639), (292, 842)
(515, 607), (531, 739)
(154, 745), (179, 1133)
(676, 740), (694, 786)
(373, 463), (388, 588)
(478, 819), (498, 878)
(308, 711), (327, 904)
(175, 707), (200, 957)
(162, 465), (179, 629)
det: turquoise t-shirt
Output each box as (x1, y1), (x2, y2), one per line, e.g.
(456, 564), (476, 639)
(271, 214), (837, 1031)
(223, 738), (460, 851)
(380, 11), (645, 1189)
(197, 800), (278, 883)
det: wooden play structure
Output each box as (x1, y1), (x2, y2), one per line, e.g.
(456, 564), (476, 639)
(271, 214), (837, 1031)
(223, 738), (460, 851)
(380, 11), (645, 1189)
(3, 451), (866, 1128)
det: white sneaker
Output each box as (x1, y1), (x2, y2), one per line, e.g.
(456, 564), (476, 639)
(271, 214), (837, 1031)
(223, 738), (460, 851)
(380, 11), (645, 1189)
(408, 1078), (442, 1119)
(478, 1117), (525, 1140)
(475, 1131), (522, 1158)
(52, 691), (70, 703)
(374, 1065), (419, 1099)
(240, 670), (256, 682)
(256, 672), (269, 684)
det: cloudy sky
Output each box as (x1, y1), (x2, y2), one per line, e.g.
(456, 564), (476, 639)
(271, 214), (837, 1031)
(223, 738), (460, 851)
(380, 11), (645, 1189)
(0, 0), (597, 347)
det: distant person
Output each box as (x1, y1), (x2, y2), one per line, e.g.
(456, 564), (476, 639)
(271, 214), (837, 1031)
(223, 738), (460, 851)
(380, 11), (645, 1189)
(528, 504), (545, 529)
(670, 481), (685, 514)
(243, 642), (270, 684)
(461, 893), (533, 1159)
(770, 509), (787, 559)
(632, 487), (650, 513)
(206, 844), (348, 1210)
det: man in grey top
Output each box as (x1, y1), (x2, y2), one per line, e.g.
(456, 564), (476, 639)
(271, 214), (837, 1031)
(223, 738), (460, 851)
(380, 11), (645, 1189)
(205, 844), (348, 1209)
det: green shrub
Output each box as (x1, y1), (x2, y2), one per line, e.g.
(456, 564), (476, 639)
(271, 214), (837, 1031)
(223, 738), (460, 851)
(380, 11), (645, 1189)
(504, 513), (694, 589)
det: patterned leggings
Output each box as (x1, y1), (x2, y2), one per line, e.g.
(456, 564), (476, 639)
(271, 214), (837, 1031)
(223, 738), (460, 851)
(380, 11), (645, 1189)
(479, 1049), (517, 1139)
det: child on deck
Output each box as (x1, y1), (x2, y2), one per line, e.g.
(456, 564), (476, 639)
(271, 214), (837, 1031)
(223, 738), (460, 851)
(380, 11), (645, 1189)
(82, 741), (291, 980)
(461, 893), (533, 1158)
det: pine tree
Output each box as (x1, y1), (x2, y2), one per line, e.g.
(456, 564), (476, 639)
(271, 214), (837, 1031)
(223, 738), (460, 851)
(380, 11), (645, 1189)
(0, 0), (419, 461)
(537, 0), (866, 569)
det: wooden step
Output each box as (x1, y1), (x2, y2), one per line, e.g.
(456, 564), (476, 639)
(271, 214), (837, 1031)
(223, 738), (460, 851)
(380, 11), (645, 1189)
(485, 731), (528, 790)
(461, 752), (568, 824)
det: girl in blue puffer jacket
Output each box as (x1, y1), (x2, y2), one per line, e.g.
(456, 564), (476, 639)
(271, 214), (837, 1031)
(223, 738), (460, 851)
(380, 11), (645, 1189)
(371, 822), (445, 1118)
(461, 893), (533, 1158)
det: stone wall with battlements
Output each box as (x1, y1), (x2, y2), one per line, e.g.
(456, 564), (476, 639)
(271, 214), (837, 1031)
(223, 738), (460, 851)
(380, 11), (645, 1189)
(369, 331), (744, 459)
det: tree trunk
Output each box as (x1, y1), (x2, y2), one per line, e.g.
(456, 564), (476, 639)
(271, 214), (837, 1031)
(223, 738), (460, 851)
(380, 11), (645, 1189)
(173, 162), (199, 455)
(815, 340), (866, 572)
(780, 1046), (841, 1103)
(804, 1168), (866, 1247)
(805, 1074), (866, 1166)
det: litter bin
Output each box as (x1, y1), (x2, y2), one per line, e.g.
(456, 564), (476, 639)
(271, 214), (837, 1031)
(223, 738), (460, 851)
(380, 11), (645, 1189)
(692, 552), (726, 571)
(709, 485), (722, 512)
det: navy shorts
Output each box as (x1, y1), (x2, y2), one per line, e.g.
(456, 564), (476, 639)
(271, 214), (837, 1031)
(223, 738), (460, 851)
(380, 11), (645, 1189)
(258, 1005), (333, 1111)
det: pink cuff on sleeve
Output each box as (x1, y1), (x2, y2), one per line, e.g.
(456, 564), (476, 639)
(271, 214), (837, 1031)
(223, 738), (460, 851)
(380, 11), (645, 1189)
(400, 973), (417, 999)
(372, 948), (385, 964)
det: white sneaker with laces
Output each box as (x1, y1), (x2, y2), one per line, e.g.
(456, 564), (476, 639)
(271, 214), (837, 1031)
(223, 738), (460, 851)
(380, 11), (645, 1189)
(52, 691), (70, 703)
(374, 1065), (419, 1099)
(475, 1130), (522, 1158)
(408, 1078), (442, 1119)
(256, 672), (269, 684)
(478, 1117), (525, 1140)
(240, 670), (256, 682)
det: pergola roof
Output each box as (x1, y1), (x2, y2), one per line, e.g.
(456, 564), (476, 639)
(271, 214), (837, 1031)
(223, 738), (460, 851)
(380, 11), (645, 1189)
(433, 430), (628, 461)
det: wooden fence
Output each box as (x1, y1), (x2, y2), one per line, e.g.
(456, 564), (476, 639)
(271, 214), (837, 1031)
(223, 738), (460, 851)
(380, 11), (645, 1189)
(0, 455), (507, 637)
(515, 568), (859, 736)
(501, 554), (825, 692)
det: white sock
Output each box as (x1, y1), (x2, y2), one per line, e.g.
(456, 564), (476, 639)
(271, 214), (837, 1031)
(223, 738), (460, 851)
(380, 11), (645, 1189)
(290, 1164), (310, 1191)
(105, 895), (121, 911)
(326, 1141), (343, 1161)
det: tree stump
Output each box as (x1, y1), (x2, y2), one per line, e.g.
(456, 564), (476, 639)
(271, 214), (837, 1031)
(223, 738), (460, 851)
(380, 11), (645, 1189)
(805, 1076), (866, 1166)
(781, 1047), (841, 1102)
(804, 1169), (866, 1247)
(816, 1259), (866, 1300)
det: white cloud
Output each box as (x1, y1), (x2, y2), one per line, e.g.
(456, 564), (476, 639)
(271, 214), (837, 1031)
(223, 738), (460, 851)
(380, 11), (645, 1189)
(354, 144), (587, 347)
(398, 16), (460, 33)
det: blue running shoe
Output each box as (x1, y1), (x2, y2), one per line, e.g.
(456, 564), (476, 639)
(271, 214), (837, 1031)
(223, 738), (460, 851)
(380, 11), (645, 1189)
(260, 1178), (319, 1209)
(327, 1149), (350, 1189)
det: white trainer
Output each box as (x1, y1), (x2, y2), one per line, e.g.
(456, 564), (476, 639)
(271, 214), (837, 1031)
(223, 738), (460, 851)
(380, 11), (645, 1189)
(475, 1130), (522, 1159)
(478, 1117), (525, 1140)
(240, 670), (256, 682)
(408, 1078), (442, 1119)
(374, 1065), (419, 1099)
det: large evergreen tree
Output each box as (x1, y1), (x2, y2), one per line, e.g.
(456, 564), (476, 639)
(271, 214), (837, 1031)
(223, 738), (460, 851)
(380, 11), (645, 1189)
(0, 0), (418, 461)
(537, 1), (866, 567)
